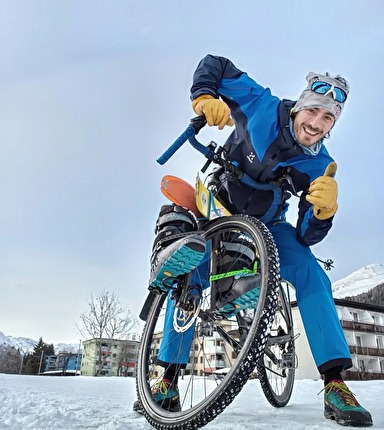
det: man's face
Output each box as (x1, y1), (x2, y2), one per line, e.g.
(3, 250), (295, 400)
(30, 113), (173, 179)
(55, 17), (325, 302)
(293, 108), (335, 147)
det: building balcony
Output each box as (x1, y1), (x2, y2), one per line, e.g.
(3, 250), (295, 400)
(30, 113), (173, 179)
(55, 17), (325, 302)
(205, 359), (225, 368)
(341, 320), (384, 333)
(203, 346), (225, 354)
(344, 370), (384, 381)
(348, 345), (384, 357)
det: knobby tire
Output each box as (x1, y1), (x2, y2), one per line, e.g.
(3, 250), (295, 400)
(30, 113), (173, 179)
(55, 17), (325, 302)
(136, 215), (280, 429)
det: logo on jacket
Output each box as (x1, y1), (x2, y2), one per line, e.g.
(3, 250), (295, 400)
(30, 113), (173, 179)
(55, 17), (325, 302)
(247, 152), (256, 163)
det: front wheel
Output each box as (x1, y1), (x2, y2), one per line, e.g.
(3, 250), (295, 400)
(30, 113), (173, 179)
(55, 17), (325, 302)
(136, 215), (281, 430)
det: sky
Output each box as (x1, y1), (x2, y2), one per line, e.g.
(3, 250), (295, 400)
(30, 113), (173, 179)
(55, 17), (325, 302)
(1, 375), (383, 430)
(0, 0), (384, 345)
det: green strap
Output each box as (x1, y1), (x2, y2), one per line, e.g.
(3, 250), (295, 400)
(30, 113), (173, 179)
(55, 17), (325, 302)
(210, 261), (258, 282)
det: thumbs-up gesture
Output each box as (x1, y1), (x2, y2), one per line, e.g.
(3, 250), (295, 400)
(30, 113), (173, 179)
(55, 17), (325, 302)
(306, 162), (338, 220)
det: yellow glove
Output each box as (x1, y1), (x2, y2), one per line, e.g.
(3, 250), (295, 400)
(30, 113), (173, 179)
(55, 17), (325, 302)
(192, 94), (235, 129)
(306, 162), (338, 220)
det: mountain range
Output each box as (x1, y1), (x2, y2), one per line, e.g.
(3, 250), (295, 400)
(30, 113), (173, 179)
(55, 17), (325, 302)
(332, 263), (384, 299)
(0, 331), (80, 354)
(1, 263), (383, 353)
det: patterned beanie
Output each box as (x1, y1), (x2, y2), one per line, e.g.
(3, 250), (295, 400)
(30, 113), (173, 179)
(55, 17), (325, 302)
(293, 72), (349, 121)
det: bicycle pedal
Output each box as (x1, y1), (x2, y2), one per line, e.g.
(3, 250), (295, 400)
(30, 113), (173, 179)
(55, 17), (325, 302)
(281, 352), (295, 368)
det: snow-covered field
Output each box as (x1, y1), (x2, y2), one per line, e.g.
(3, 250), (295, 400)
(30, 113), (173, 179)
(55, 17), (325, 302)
(0, 374), (383, 429)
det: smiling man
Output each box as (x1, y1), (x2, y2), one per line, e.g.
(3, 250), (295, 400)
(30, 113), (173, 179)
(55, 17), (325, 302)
(137, 55), (373, 426)
(293, 107), (335, 146)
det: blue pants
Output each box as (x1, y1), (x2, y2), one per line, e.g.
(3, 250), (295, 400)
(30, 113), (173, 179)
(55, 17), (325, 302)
(158, 220), (351, 373)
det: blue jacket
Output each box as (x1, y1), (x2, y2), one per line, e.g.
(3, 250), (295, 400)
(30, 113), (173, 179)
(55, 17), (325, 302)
(191, 54), (335, 246)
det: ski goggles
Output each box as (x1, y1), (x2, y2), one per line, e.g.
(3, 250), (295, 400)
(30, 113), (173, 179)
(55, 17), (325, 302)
(311, 81), (347, 103)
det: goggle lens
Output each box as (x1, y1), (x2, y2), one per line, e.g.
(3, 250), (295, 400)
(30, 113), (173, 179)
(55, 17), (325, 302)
(311, 81), (347, 103)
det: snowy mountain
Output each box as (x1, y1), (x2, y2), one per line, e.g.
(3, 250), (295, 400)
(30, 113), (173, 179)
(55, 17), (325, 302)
(332, 263), (384, 299)
(0, 332), (37, 354)
(54, 342), (82, 353)
(0, 332), (80, 354)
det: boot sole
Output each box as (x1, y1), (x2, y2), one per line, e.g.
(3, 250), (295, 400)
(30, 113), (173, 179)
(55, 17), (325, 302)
(324, 404), (373, 427)
(149, 237), (206, 290)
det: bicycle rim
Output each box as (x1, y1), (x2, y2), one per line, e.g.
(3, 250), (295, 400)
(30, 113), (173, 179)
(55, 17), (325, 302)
(136, 215), (280, 429)
(257, 283), (295, 407)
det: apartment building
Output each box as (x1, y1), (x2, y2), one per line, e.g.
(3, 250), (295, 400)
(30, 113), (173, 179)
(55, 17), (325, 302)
(43, 352), (82, 375)
(150, 319), (238, 378)
(292, 299), (384, 380)
(80, 337), (140, 377)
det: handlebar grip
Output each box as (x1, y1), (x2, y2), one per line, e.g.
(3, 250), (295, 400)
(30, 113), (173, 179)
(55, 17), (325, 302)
(156, 126), (195, 165)
(156, 125), (195, 165)
(156, 117), (207, 165)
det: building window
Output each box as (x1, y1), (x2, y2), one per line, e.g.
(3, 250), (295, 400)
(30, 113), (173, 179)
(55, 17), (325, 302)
(358, 360), (365, 372)
(356, 336), (362, 347)
(377, 337), (383, 349)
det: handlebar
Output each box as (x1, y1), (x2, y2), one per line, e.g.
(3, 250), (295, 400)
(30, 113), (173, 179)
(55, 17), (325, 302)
(156, 117), (285, 225)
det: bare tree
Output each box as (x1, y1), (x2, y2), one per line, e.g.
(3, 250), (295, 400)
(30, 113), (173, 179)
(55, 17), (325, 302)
(77, 289), (138, 376)
(116, 340), (138, 377)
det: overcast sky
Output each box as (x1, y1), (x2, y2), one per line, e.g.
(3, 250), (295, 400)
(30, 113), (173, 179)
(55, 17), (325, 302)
(1, 1), (383, 344)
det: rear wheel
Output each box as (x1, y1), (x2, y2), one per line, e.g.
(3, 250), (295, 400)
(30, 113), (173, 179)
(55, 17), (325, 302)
(136, 215), (280, 429)
(257, 282), (295, 407)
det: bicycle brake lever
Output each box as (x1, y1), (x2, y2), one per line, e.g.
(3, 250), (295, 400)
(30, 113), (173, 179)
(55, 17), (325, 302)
(201, 141), (218, 173)
(190, 116), (207, 134)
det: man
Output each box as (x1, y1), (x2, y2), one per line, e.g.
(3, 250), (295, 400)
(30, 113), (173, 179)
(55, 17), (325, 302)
(136, 55), (373, 427)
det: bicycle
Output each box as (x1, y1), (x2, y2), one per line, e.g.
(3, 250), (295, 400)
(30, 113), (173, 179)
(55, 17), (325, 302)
(136, 117), (296, 429)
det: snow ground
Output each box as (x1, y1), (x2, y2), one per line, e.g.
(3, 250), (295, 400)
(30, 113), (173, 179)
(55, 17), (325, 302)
(0, 374), (383, 430)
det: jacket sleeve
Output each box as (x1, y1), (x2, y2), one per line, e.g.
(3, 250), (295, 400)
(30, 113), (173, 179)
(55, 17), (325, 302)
(190, 54), (280, 150)
(296, 185), (334, 246)
(190, 55), (245, 100)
